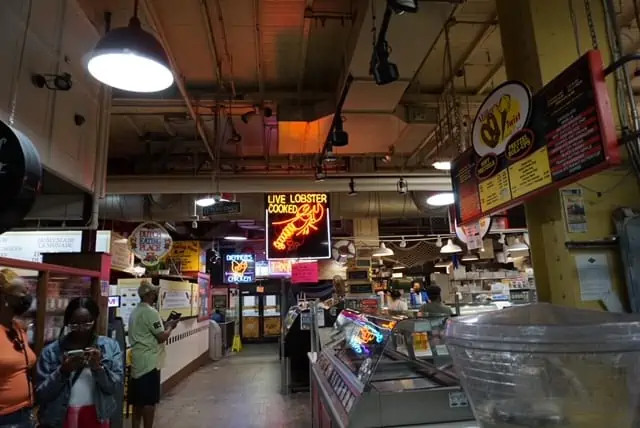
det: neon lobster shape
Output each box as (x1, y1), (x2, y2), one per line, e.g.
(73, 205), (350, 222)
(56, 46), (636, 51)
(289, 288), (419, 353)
(272, 203), (325, 251)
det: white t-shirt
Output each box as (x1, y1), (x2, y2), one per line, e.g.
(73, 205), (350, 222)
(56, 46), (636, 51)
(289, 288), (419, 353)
(68, 368), (96, 407)
(387, 299), (408, 311)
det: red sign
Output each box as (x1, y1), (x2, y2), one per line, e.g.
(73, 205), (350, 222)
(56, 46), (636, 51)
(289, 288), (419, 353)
(451, 50), (619, 225)
(265, 193), (331, 260)
(291, 261), (319, 284)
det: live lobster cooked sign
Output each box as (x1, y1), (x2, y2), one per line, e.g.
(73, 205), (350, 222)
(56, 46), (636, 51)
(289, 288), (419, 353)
(451, 50), (619, 225)
(265, 192), (332, 260)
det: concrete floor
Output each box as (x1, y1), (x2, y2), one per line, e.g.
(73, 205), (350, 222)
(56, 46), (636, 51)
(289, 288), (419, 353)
(153, 344), (311, 428)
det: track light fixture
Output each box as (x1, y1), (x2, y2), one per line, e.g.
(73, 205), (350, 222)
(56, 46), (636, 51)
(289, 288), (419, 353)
(331, 115), (349, 147)
(348, 178), (357, 196)
(241, 105), (273, 123)
(387, 0), (419, 14)
(397, 178), (408, 195)
(32, 73), (73, 91)
(314, 165), (326, 182)
(370, 7), (399, 86)
(324, 144), (337, 163)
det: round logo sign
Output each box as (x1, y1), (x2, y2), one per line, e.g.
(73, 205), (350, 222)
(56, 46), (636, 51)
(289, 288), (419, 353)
(471, 81), (532, 157)
(0, 120), (42, 234)
(128, 221), (173, 267)
(455, 216), (492, 245)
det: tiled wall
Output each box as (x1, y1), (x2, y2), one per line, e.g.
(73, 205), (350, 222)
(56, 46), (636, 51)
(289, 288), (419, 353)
(161, 318), (210, 383)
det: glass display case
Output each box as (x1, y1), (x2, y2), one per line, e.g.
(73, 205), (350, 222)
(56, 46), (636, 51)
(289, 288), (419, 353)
(310, 309), (477, 428)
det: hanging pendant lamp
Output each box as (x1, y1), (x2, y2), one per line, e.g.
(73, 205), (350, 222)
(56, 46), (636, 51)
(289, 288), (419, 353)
(87, 1), (174, 93)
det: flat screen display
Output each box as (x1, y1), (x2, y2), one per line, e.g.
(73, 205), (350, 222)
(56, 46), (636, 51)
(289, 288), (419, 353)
(223, 253), (255, 284)
(265, 192), (331, 260)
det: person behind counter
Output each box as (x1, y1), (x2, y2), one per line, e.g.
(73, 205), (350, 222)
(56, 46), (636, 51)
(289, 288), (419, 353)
(387, 290), (408, 312)
(0, 269), (36, 428)
(419, 285), (453, 316)
(128, 281), (178, 428)
(409, 280), (429, 306)
(36, 297), (123, 428)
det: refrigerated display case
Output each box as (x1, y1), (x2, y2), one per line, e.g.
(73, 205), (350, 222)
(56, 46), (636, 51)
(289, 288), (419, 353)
(239, 283), (282, 342)
(310, 309), (477, 428)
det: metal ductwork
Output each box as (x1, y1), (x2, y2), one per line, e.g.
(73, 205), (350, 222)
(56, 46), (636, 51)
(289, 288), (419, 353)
(105, 174), (452, 195)
(98, 192), (431, 222)
(278, 0), (457, 156)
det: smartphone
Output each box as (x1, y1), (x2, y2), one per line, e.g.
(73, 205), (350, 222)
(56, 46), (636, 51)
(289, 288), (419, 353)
(65, 349), (86, 358)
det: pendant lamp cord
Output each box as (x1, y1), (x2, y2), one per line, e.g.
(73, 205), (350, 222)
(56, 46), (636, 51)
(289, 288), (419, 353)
(133, 0), (140, 18)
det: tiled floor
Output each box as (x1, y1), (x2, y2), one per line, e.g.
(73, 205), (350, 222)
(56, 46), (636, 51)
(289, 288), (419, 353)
(153, 344), (311, 428)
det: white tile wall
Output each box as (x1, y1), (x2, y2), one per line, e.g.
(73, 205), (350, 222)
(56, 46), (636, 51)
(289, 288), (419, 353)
(161, 318), (210, 383)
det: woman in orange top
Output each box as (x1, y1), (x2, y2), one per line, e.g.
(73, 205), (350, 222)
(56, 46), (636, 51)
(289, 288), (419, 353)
(0, 269), (36, 427)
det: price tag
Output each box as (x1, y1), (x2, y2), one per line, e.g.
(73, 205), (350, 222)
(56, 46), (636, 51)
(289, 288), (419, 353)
(448, 391), (469, 408)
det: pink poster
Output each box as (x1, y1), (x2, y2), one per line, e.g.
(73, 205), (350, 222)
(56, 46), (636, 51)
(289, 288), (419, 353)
(291, 261), (319, 284)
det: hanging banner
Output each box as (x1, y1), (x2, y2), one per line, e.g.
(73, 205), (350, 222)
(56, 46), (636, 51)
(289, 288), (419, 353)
(128, 221), (173, 267)
(451, 50), (619, 225)
(265, 192), (331, 260)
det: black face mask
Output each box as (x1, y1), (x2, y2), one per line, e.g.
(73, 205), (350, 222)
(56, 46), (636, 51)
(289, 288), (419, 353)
(8, 295), (33, 316)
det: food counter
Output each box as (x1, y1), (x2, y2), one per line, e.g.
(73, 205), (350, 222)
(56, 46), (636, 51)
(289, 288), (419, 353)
(309, 309), (477, 428)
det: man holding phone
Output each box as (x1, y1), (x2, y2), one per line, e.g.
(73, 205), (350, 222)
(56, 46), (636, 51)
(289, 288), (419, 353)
(128, 281), (179, 428)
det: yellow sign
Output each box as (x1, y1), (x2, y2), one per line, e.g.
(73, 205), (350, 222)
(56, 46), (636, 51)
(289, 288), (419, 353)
(158, 279), (194, 319)
(472, 82), (532, 157)
(168, 241), (201, 272)
(509, 146), (552, 199)
(479, 169), (512, 212)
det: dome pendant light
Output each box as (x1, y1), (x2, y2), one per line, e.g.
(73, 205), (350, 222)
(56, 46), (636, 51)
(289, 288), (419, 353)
(87, 1), (174, 93)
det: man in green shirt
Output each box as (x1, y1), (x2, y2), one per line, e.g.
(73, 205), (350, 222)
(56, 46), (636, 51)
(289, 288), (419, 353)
(419, 285), (454, 316)
(128, 280), (178, 428)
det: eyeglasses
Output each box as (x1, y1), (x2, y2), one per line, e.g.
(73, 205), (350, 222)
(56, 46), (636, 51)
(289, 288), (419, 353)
(68, 321), (94, 331)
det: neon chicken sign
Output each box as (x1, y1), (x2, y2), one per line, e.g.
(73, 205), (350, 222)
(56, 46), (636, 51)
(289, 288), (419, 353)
(265, 193), (332, 260)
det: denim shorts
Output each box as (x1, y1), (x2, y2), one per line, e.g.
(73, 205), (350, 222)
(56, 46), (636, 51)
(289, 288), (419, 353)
(0, 407), (34, 428)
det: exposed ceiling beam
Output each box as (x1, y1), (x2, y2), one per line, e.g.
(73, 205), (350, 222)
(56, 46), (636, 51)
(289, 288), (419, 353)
(298, 0), (315, 98)
(139, 0), (215, 162)
(475, 58), (504, 95)
(442, 15), (498, 90)
(200, 0), (223, 87)
(213, 0), (237, 97)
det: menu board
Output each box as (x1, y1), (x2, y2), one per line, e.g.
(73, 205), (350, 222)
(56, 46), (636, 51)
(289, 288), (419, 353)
(451, 50), (619, 225)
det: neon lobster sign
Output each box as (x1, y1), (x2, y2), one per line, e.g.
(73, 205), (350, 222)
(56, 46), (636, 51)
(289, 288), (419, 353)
(272, 203), (325, 251)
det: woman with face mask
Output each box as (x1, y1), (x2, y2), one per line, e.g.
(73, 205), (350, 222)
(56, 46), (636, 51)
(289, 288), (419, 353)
(0, 269), (36, 428)
(35, 297), (123, 428)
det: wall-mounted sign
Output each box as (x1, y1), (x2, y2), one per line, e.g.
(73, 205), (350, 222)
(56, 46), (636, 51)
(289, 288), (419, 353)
(223, 253), (255, 284)
(0, 231), (82, 262)
(451, 50), (619, 225)
(291, 261), (319, 284)
(168, 241), (201, 272)
(454, 216), (492, 250)
(0, 120), (42, 234)
(265, 193), (331, 260)
(128, 221), (173, 267)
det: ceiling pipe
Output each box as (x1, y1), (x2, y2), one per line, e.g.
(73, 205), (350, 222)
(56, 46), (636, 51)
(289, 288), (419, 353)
(105, 175), (452, 195)
(321, 73), (354, 159)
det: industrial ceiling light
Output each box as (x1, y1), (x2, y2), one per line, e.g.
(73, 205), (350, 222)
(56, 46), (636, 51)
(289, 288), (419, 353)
(348, 178), (357, 196)
(435, 236), (443, 247)
(440, 239), (463, 254)
(427, 192), (455, 207)
(87, 2), (174, 92)
(314, 165), (326, 182)
(398, 236), (407, 248)
(372, 243), (394, 257)
(432, 161), (451, 171)
(387, 0), (418, 14)
(195, 196), (216, 207)
(224, 223), (248, 241)
(396, 178), (408, 195)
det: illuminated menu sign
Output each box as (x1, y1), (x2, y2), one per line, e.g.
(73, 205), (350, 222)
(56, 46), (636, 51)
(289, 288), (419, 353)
(265, 193), (331, 260)
(223, 253), (255, 284)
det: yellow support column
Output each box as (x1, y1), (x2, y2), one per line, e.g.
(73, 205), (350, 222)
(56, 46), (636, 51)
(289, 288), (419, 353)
(496, 0), (640, 308)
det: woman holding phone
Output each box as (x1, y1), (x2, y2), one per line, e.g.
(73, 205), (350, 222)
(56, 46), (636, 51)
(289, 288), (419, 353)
(0, 269), (36, 428)
(36, 297), (123, 428)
